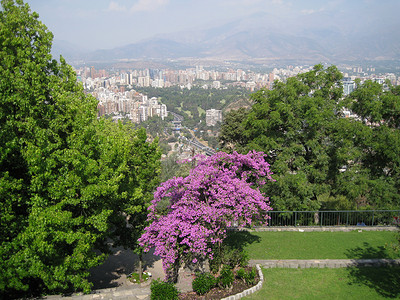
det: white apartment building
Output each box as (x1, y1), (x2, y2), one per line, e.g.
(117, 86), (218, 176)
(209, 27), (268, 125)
(206, 109), (222, 126)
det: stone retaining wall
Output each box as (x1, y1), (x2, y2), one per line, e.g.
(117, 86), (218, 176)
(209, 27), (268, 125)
(250, 259), (400, 269)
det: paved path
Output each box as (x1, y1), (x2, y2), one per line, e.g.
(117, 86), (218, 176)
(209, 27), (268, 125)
(44, 258), (193, 300)
(44, 286), (151, 300)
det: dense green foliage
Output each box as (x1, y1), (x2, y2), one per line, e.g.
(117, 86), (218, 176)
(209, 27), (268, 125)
(209, 245), (249, 273)
(236, 267), (247, 281)
(234, 266), (257, 285)
(345, 80), (400, 209)
(220, 65), (400, 210)
(0, 0), (160, 296)
(244, 267), (257, 286)
(150, 279), (179, 300)
(192, 272), (216, 295)
(218, 265), (235, 289)
(219, 107), (249, 152)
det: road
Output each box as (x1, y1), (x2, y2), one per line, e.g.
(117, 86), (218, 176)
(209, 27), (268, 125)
(169, 111), (216, 156)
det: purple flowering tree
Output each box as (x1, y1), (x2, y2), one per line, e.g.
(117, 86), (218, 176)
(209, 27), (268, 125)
(139, 151), (274, 281)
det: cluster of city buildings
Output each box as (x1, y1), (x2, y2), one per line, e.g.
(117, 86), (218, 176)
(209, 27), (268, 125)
(77, 64), (399, 94)
(77, 65), (278, 92)
(94, 83), (222, 126)
(77, 64), (399, 124)
(95, 87), (167, 123)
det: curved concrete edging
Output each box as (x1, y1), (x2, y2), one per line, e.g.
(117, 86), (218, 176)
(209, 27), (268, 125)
(221, 264), (263, 300)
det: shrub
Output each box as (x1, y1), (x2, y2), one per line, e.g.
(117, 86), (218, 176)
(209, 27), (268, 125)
(236, 267), (247, 281)
(218, 265), (234, 289)
(244, 267), (257, 286)
(192, 272), (216, 295)
(210, 245), (250, 273)
(222, 247), (249, 269)
(237, 250), (250, 268)
(150, 279), (179, 300)
(209, 248), (222, 274)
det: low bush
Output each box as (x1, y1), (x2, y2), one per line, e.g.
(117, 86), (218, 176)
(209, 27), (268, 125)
(223, 247), (249, 269)
(244, 266), (257, 286)
(236, 267), (247, 281)
(150, 279), (179, 300)
(218, 265), (234, 289)
(209, 245), (249, 273)
(192, 272), (216, 295)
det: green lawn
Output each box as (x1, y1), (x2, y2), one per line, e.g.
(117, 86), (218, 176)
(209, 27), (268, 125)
(225, 230), (400, 260)
(243, 267), (400, 299)
(224, 230), (400, 299)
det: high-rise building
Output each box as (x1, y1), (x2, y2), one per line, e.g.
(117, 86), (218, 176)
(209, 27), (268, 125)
(212, 81), (221, 89)
(342, 77), (355, 96)
(90, 66), (96, 79)
(206, 109), (222, 126)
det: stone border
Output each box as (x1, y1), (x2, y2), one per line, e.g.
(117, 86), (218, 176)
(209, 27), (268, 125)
(251, 226), (398, 232)
(221, 264), (263, 300)
(251, 259), (400, 269)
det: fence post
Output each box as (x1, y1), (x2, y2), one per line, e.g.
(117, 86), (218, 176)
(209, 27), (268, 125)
(295, 211), (297, 227)
(372, 211), (375, 226)
(320, 211), (323, 227)
(346, 211), (349, 226)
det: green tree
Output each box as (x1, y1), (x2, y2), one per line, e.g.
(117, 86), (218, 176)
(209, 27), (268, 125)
(219, 108), (249, 152)
(102, 122), (161, 282)
(220, 65), (400, 211)
(0, 0), (161, 296)
(345, 80), (400, 208)
(240, 65), (345, 210)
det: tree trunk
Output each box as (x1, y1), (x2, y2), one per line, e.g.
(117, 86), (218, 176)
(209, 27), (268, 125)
(138, 250), (143, 282)
(167, 253), (180, 283)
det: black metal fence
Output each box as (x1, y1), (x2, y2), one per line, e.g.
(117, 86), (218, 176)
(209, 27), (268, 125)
(265, 210), (400, 227)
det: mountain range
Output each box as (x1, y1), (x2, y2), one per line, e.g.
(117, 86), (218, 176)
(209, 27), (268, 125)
(53, 12), (400, 65)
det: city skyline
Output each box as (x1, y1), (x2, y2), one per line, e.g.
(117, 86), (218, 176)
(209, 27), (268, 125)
(28, 0), (400, 52)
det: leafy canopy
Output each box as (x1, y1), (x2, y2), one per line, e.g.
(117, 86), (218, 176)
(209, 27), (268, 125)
(219, 64), (400, 211)
(0, 0), (161, 296)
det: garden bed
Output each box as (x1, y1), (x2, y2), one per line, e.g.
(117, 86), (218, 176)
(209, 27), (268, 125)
(127, 271), (152, 286)
(178, 266), (260, 300)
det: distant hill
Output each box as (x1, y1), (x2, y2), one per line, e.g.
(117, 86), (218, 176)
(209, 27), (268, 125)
(223, 98), (252, 113)
(58, 12), (400, 64)
(85, 39), (201, 61)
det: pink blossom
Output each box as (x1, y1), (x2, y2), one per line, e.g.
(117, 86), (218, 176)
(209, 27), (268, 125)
(139, 151), (274, 280)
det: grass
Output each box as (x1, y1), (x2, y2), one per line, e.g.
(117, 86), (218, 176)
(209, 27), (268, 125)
(228, 230), (400, 260)
(127, 271), (151, 283)
(243, 266), (400, 299)
(197, 107), (205, 115)
(223, 230), (400, 299)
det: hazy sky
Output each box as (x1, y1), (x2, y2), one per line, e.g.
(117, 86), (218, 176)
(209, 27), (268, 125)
(26, 0), (400, 51)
